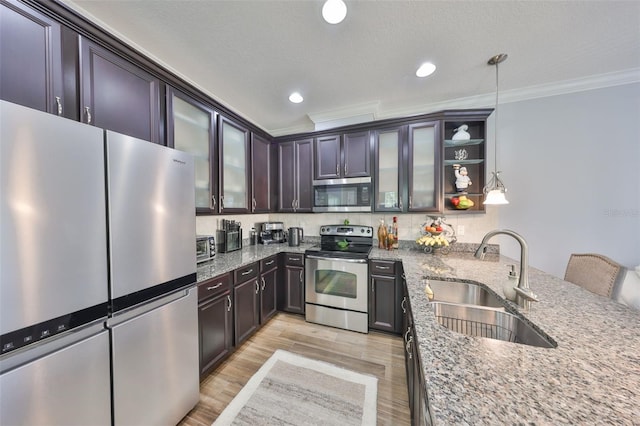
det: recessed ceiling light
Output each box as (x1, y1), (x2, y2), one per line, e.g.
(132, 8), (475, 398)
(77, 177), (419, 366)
(322, 0), (347, 24)
(289, 92), (304, 103)
(416, 62), (437, 78)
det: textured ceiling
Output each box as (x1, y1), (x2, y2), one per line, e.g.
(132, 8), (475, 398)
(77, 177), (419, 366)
(63, 0), (640, 136)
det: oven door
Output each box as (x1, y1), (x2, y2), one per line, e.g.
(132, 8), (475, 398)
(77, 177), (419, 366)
(305, 254), (368, 313)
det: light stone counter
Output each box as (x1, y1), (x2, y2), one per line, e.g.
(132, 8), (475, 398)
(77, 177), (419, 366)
(199, 244), (640, 424)
(196, 243), (312, 282)
(370, 247), (640, 425)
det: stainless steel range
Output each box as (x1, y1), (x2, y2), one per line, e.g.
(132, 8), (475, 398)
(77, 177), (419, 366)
(305, 224), (373, 333)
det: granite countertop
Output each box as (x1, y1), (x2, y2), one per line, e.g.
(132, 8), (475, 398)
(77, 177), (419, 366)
(196, 243), (311, 282)
(370, 247), (640, 424)
(199, 244), (640, 424)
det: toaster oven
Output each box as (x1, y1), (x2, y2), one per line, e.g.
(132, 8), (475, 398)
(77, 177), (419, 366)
(196, 235), (215, 263)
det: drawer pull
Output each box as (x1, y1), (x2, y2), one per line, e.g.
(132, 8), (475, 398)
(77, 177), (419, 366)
(265, 260), (275, 266)
(241, 268), (254, 276)
(207, 282), (223, 291)
(376, 265), (391, 270)
(288, 257), (301, 261)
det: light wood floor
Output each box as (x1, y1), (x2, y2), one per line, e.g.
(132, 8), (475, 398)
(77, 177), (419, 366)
(178, 312), (411, 425)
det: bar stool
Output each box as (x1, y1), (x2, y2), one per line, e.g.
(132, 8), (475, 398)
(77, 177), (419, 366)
(564, 253), (626, 298)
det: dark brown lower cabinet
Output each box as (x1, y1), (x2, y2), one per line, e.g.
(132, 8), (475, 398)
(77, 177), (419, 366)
(259, 256), (278, 323)
(369, 259), (403, 334)
(402, 276), (433, 425)
(198, 273), (233, 378)
(280, 253), (305, 314)
(234, 262), (260, 346)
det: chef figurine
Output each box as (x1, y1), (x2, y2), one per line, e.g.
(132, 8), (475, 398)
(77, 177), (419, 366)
(453, 164), (472, 192)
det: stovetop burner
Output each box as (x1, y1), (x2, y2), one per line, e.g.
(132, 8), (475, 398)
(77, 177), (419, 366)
(305, 224), (373, 259)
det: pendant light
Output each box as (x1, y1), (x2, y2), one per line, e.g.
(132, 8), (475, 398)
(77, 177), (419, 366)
(483, 53), (509, 205)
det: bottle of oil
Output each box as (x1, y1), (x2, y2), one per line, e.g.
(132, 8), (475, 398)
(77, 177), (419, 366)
(378, 219), (387, 249)
(392, 216), (399, 249)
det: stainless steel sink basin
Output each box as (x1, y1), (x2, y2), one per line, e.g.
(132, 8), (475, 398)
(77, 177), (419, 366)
(427, 279), (505, 309)
(430, 302), (557, 348)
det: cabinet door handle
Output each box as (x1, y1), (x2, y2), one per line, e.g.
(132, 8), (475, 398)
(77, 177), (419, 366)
(401, 296), (407, 313)
(226, 295), (232, 311)
(371, 280), (375, 292)
(399, 198), (403, 210)
(241, 268), (253, 276)
(252, 198), (256, 212)
(220, 196), (224, 209)
(55, 96), (62, 116)
(299, 270), (303, 282)
(344, 164), (347, 175)
(336, 164), (340, 175)
(406, 335), (413, 358)
(84, 106), (92, 124)
(255, 280), (260, 294)
(207, 282), (223, 291)
(261, 277), (266, 291)
(212, 196), (216, 209)
(409, 196), (412, 208)
(404, 327), (411, 344)
(291, 199), (295, 210)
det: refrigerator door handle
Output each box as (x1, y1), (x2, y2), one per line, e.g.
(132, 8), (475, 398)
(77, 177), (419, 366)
(107, 287), (195, 328)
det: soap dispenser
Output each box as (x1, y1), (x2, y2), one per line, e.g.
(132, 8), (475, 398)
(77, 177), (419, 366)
(503, 264), (518, 302)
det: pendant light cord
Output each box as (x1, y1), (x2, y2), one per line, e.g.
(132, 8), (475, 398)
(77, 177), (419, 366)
(494, 59), (499, 175)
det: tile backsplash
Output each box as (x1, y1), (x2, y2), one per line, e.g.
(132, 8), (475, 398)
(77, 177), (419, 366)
(197, 210), (498, 244)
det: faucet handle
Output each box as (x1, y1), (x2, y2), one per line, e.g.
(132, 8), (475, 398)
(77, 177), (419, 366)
(514, 286), (538, 302)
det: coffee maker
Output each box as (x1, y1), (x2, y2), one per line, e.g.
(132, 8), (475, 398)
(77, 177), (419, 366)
(258, 222), (285, 244)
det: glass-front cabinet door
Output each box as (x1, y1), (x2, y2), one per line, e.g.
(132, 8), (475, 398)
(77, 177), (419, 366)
(407, 121), (441, 212)
(167, 88), (217, 214)
(219, 116), (249, 213)
(374, 127), (404, 211)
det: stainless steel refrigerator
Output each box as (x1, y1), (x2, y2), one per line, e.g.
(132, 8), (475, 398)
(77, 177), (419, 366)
(1, 100), (112, 425)
(105, 130), (199, 426)
(1, 100), (200, 425)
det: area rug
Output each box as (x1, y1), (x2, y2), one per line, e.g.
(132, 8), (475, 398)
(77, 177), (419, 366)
(212, 349), (377, 425)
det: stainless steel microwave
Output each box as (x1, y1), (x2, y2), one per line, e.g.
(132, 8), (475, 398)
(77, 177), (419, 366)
(312, 177), (372, 212)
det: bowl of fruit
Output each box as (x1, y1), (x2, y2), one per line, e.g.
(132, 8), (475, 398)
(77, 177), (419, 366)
(424, 224), (443, 236)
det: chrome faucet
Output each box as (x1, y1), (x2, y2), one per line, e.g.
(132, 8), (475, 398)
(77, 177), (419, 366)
(474, 229), (538, 310)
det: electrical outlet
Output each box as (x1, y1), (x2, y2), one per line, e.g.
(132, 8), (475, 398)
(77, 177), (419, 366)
(457, 225), (465, 236)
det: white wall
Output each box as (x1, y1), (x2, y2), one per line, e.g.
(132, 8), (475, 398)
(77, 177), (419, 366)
(495, 83), (640, 277)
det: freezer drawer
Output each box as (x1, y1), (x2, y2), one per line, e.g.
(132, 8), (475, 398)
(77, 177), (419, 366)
(110, 287), (199, 426)
(0, 328), (111, 426)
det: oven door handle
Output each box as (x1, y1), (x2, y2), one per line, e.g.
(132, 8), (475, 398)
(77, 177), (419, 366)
(305, 254), (368, 264)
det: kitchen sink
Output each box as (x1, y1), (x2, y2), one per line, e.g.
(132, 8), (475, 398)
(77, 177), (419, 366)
(427, 279), (505, 309)
(430, 302), (557, 348)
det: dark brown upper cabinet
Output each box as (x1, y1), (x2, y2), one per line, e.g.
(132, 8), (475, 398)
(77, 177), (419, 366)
(1, 0), (64, 116)
(79, 37), (162, 144)
(218, 115), (250, 213)
(407, 121), (442, 212)
(251, 133), (276, 213)
(373, 126), (406, 212)
(442, 118), (487, 213)
(314, 131), (370, 180)
(167, 87), (218, 214)
(278, 139), (313, 212)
